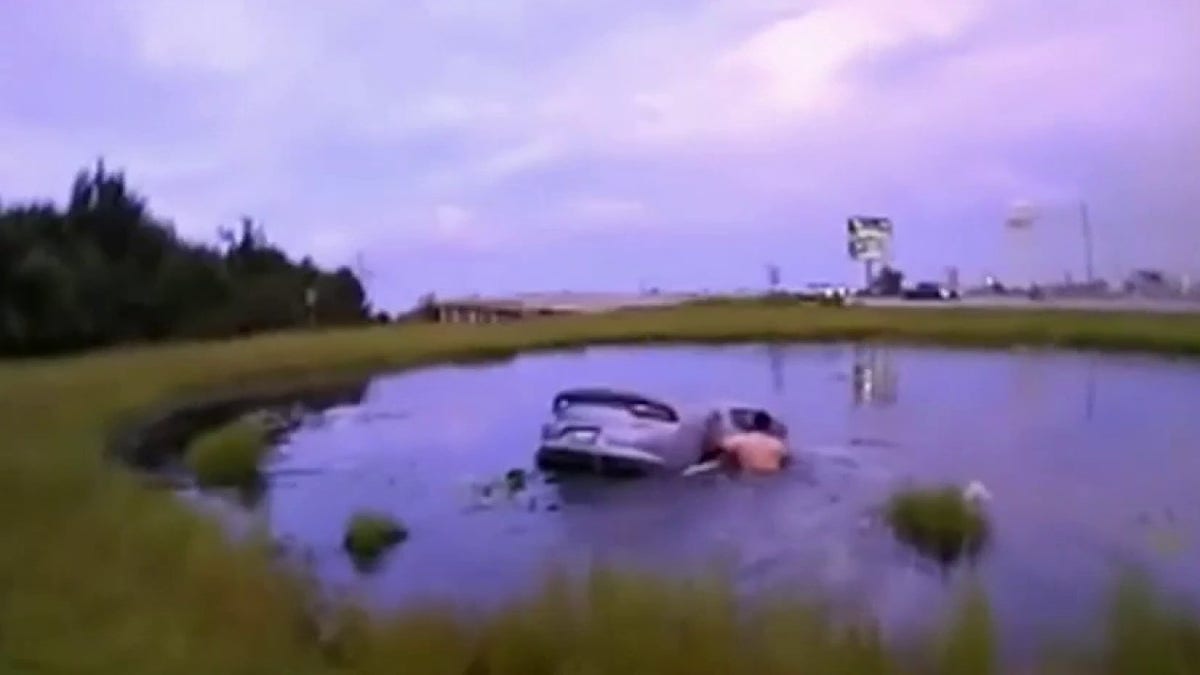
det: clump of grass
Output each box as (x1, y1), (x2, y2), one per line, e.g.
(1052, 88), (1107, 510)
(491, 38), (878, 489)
(343, 511), (408, 568)
(184, 415), (271, 488)
(885, 485), (989, 564)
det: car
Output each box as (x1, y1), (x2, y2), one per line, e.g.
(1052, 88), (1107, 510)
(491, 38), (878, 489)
(802, 283), (851, 306)
(535, 387), (789, 477)
(806, 283), (851, 299)
(902, 282), (959, 300)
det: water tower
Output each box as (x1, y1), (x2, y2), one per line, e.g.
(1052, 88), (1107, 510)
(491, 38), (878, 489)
(1005, 201), (1037, 290)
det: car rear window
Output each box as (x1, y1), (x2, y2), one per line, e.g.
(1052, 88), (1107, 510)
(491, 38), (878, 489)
(627, 403), (676, 422)
(558, 400), (676, 423)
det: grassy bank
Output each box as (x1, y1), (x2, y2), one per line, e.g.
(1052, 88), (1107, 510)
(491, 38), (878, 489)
(3, 303), (1200, 674)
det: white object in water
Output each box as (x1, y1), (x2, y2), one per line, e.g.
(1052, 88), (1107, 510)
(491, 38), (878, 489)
(962, 480), (992, 505)
(681, 460), (721, 477)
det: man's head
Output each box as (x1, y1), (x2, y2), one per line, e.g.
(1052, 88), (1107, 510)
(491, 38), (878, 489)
(750, 410), (772, 432)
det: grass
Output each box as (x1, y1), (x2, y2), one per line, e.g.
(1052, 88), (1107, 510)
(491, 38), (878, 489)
(2, 302), (1200, 673)
(343, 512), (408, 568)
(184, 415), (271, 487)
(885, 485), (990, 564)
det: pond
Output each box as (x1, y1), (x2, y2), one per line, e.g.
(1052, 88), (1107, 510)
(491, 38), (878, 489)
(183, 343), (1200, 653)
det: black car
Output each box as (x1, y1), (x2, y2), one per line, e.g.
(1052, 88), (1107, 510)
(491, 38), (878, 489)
(902, 282), (959, 300)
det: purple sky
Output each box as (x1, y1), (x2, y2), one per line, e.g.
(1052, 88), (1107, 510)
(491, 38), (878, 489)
(2, 1), (1197, 310)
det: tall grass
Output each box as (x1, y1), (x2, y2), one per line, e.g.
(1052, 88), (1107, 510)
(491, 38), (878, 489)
(2, 303), (1200, 673)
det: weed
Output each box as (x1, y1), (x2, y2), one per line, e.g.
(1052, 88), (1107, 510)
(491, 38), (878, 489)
(343, 512), (408, 569)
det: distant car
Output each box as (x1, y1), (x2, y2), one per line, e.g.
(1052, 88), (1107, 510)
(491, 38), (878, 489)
(902, 282), (959, 300)
(535, 388), (788, 477)
(807, 283), (850, 299)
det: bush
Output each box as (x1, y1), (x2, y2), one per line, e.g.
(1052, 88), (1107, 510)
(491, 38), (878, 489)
(343, 511), (408, 567)
(184, 416), (271, 488)
(885, 485), (989, 564)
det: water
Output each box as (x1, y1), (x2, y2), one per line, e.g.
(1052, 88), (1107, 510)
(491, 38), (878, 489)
(189, 344), (1200, 649)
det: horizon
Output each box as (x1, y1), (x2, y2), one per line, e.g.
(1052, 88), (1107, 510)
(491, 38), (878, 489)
(3, 1), (1198, 311)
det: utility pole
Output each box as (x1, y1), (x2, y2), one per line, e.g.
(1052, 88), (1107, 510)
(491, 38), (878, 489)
(1080, 201), (1095, 283)
(305, 287), (318, 327)
(354, 252), (374, 284)
(766, 263), (781, 293)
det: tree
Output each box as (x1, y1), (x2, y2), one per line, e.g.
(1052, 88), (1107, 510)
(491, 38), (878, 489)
(0, 162), (374, 356)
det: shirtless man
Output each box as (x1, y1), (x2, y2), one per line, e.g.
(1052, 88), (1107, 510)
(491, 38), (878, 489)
(703, 410), (788, 474)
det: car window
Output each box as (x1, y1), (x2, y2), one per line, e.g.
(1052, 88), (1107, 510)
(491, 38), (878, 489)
(558, 403), (631, 421)
(558, 400), (676, 424)
(628, 403), (676, 422)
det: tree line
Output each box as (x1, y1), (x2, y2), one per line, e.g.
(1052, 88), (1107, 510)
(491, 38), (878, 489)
(0, 161), (375, 356)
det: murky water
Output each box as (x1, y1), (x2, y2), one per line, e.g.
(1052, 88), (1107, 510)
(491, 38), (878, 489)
(187, 344), (1200, 649)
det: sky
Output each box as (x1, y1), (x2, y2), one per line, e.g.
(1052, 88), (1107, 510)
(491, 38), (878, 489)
(1, 0), (1198, 310)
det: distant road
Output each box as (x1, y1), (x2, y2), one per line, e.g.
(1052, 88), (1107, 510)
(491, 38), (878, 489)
(434, 291), (1200, 317)
(853, 295), (1200, 314)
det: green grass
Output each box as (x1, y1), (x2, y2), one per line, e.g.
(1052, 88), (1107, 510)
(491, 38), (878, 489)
(885, 485), (990, 564)
(2, 303), (1200, 673)
(343, 512), (408, 567)
(184, 415), (271, 487)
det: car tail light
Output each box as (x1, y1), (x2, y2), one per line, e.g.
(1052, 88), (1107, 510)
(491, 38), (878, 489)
(565, 428), (599, 443)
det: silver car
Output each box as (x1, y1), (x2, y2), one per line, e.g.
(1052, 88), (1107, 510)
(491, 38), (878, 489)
(535, 387), (789, 477)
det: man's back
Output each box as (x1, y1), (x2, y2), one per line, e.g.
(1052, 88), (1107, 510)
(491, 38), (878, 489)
(719, 431), (786, 473)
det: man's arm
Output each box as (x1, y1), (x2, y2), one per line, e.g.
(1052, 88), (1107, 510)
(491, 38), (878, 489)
(715, 437), (742, 470)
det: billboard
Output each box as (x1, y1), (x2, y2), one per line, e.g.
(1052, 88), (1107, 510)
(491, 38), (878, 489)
(847, 216), (893, 262)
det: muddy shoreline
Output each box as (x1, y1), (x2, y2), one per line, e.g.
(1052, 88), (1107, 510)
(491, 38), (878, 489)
(107, 374), (372, 483)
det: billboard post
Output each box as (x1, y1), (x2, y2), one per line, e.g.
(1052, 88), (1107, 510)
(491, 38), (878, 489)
(1005, 201), (1036, 290)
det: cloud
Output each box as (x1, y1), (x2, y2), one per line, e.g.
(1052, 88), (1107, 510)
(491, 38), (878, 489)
(128, 0), (267, 75)
(430, 203), (502, 250)
(474, 137), (565, 183)
(568, 196), (649, 225)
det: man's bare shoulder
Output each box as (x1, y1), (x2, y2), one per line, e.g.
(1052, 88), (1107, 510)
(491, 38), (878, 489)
(719, 432), (757, 448)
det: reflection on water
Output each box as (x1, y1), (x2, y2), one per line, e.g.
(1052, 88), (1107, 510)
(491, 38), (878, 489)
(852, 345), (898, 407)
(766, 343), (786, 394)
(1084, 355), (1097, 421)
(185, 344), (1200, 653)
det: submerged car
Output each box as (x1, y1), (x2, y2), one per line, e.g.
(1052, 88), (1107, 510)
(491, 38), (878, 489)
(535, 387), (789, 477)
